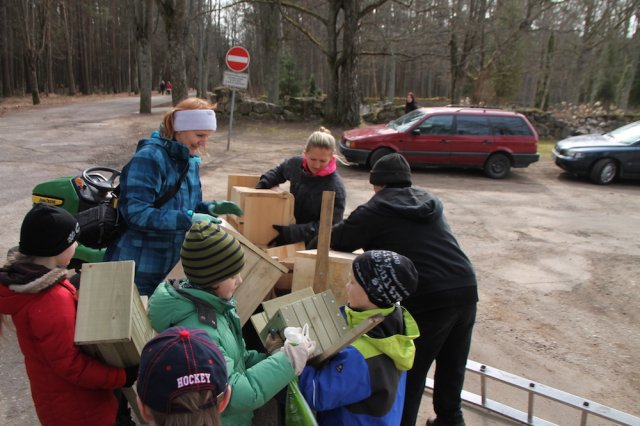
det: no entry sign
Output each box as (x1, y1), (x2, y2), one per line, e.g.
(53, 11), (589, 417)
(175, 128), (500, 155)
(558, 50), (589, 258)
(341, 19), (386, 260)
(225, 46), (250, 72)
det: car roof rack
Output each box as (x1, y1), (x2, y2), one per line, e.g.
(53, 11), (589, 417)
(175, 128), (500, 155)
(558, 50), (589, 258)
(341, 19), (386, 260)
(445, 104), (505, 112)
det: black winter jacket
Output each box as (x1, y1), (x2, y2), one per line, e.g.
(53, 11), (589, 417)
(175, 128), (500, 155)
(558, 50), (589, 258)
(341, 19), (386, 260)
(318, 186), (477, 314)
(257, 156), (346, 245)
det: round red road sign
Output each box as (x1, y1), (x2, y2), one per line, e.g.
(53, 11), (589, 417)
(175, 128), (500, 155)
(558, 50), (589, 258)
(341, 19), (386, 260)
(225, 46), (250, 72)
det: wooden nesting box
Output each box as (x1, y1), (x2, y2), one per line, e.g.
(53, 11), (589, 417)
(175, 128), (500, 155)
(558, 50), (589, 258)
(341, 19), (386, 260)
(251, 289), (383, 366)
(74, 260), (153, 424)
(265, 242), (306, 295)
(166, 223), (288, 326)
(227, 186), (295, 246)
(226, 174), (260, 199)
(291, 249), (359, 305)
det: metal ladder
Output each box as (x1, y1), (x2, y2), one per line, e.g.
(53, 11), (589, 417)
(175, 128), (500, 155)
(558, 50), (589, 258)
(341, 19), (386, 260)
(425, 360), (640, 425)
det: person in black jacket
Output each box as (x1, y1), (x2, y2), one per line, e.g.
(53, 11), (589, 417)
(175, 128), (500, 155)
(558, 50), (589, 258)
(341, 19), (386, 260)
(310, 153), (477, 426)
(405, 91), (418, 114)
(256, 127), (346, 247)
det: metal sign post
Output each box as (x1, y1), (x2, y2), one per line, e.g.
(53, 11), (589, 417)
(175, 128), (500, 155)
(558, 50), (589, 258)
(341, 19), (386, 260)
(223, 47), (250, 151)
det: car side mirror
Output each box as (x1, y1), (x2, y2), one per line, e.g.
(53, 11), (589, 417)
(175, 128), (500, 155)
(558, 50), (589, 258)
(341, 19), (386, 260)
(411, 128), (421, 136)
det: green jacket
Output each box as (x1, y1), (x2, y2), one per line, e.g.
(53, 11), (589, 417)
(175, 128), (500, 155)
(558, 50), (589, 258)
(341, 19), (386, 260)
(148, 280), (296, 426)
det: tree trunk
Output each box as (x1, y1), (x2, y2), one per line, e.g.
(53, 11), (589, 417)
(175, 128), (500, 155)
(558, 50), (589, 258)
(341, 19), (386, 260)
(259, 2), (281, 103)
(157, 0), (189, 105)
(60, 1), (76, 95)
(338, 0), (361, 127)
(1, 1), (13, 97)
(135, 0), (154, 113)
(617, 11), (639, 111)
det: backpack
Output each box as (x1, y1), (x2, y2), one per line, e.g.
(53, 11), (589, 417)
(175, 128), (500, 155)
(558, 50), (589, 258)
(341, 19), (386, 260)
(75, 162), (189, 249)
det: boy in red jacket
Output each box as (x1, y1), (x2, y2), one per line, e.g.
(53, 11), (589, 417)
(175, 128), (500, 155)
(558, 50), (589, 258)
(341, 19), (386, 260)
(0, 204), (137, 426)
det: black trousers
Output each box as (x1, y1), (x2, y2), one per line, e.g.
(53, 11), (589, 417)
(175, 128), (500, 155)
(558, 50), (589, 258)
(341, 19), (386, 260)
(401, 304), (477, 426)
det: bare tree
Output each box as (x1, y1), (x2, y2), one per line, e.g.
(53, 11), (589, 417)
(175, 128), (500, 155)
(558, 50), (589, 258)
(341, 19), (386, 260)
(135, 0), (155, 113)
(157, 0), (190, 104)
(279, 0), (389, 126)
(17, 0), (51, 104)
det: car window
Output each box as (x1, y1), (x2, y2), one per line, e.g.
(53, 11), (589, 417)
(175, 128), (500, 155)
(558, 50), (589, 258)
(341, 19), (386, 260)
(417, 115), (454, 135)
(607, 121), (640, 144)
(390, 109), (426, 132)
(455, 115), (491, 136)
(489, 116), (534, 136)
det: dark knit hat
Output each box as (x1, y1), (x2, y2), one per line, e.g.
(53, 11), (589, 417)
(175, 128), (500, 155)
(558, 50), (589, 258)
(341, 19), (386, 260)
(369, 153), (412, 187)
(181, 222), (245, 287)
(137, 326), (228, 414)
(352, 250), (418, 308)
(19, 204), (80, 257)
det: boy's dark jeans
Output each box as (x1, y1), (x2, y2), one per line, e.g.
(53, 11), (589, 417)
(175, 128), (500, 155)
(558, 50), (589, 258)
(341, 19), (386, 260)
(402, 304), (477, 426)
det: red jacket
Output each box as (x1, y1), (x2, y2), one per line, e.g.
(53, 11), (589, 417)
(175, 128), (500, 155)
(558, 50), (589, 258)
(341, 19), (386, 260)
(0, 260), (126, 426)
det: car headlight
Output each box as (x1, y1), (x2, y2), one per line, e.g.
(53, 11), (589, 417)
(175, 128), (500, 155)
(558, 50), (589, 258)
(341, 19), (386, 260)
(568, 151), (587, 159)
(344, 139), (353, 148)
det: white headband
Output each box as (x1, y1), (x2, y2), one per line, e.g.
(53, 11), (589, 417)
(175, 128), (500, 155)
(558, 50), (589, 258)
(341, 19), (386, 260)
(173, 109), (217, 132)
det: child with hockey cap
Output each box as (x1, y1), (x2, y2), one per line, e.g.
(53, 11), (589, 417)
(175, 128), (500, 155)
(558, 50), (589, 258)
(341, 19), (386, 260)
(298, 250), (420, 426)
(136, 326), (231, 425)
(148, 221), (315, 425)
(0, 204), (137, 426)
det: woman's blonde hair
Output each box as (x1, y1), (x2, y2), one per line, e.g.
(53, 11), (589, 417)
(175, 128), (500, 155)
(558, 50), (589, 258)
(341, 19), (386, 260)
(147, 390), (222, 426)
(161, 98), (216, 140)
(305, 126), (336, 153)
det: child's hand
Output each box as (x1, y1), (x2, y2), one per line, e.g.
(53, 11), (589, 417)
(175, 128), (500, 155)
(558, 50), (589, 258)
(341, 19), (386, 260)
(265, 329), (284, 354)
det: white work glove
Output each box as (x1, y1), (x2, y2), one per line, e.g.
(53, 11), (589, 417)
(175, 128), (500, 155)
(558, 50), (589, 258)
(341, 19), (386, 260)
(282, 324), (317, 375)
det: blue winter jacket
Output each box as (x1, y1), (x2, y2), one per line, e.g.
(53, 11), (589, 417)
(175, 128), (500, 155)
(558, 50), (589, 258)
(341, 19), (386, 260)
(298, 305), (419, 426)
(104, 137), (209, 295)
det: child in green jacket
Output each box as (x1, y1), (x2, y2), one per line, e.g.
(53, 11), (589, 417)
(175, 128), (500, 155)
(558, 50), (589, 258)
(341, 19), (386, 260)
(147, 222), (314, 425)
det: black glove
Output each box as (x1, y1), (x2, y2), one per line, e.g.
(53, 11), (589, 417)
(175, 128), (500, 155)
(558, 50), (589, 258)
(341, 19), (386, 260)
(123, 365), (139, 388)
(268, 224), (289, 247)
(255, 180), (270, 189)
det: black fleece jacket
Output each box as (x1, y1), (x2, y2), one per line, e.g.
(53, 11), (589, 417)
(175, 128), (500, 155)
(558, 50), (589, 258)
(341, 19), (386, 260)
(312, 186), (477, 314)
(257, 156), (346, 244)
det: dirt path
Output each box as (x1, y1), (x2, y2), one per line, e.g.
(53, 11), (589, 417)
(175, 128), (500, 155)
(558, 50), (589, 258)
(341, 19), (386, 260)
(0, 96), (639, 425)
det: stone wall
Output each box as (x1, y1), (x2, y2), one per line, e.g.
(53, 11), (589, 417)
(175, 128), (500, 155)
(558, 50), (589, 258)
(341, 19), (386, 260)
(210, 87), (325, 121)
(210, 89), (638, 139)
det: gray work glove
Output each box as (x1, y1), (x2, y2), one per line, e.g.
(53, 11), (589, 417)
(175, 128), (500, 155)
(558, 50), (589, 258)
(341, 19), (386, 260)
(282, 325), (317, 375)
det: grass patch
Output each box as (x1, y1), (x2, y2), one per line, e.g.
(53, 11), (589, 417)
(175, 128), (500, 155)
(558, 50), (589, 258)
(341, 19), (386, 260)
(538, 139), (555, 160)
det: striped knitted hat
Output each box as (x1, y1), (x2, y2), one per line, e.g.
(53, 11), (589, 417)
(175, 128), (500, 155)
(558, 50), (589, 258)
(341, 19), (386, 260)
(181, 222), (245, 288)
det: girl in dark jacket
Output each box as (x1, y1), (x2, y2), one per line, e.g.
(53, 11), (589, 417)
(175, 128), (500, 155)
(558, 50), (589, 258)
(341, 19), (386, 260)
(405, 92), (418, 114)
(256, 127), (346, 247)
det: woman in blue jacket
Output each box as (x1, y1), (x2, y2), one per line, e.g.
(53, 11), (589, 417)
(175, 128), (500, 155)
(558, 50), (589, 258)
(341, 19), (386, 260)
(105, 98), (241, 296)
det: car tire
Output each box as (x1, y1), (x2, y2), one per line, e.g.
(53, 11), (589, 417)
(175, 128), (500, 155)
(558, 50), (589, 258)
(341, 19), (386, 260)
(484, 153), (511, 179)
(368, 148), (395, 169)
(589, 158), (617, 184)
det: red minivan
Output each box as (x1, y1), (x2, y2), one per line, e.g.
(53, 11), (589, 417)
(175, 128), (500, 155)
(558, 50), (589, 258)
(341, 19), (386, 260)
(340, 107), (539, 178)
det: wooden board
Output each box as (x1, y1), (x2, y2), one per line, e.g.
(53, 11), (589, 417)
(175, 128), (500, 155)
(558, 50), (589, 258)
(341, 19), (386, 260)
(261, 287), (315, 319)
(227, 174), (260, 199)
(313, 191), (335, 292)
(252, 289), (384, 366)
(75, 260), (153, 424)
(264, 242), (306, 262)
(223, 226), (288, 325)
(291, 249), (359, 305)
(229, 187), (295, 246)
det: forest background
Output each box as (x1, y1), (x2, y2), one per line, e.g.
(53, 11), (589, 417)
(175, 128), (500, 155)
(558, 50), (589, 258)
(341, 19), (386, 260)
(1, 0), (639, 127)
